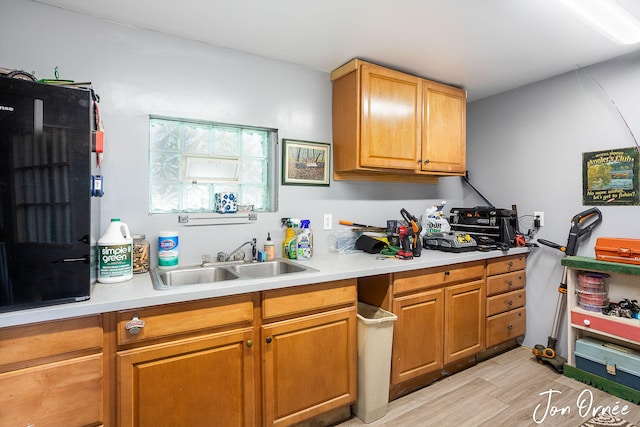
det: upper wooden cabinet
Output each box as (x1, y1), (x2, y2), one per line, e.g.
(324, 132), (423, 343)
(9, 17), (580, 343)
(422, 81), (466, 174)
(331, 59), (466, 183)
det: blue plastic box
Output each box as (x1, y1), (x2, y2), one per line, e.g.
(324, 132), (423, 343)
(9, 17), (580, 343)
(575, 337), (640, 391)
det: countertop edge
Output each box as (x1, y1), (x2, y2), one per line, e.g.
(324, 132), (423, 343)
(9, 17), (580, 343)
(0, 248), (529, 328)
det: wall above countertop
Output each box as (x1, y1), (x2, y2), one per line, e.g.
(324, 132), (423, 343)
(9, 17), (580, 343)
(1, 0), (464, 266)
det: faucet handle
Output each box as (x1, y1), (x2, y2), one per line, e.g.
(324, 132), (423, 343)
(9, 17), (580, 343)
(216, 252), (227, 262)
(202, 254), (214, 264)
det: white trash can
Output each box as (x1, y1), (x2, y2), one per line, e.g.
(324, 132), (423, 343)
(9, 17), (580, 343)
(353, 302), (398, 423)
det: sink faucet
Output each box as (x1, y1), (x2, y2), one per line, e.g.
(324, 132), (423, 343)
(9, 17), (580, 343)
(216, 238), (257, 262)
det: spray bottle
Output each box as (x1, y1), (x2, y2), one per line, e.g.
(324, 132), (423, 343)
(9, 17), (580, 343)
(296, 219), (313, 259)
(282, 218), (300, 259)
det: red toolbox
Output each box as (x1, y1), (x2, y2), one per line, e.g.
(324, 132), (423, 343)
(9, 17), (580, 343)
(595, 238), (640, 266)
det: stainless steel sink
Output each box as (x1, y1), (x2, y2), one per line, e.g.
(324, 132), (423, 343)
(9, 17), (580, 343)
(150, 259), (316, 290)
(150, 265), (239, 290)
(226, 259), (313, 278)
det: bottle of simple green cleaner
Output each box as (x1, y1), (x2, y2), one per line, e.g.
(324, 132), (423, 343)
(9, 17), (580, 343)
(296, 219), (313, 259)
(98, 218), (133, 283)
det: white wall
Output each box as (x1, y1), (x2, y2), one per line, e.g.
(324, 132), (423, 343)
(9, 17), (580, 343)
(467, 51), (640, 355)
(2, 0), (458, 264)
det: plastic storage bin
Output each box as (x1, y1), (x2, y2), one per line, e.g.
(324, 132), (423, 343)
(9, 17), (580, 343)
(353, 302), (398, 423)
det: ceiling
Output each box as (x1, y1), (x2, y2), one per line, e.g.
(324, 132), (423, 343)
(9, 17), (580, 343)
(34, 0), (640, 101)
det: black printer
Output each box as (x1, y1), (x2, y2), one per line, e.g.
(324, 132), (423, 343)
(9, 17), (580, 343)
(449, 206), (517, 247)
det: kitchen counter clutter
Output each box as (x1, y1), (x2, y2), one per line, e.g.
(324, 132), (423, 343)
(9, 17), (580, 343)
(0, 248), (528, 328)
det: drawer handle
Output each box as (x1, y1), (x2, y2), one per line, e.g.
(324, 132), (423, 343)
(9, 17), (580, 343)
(444, 271), (450, 276)
(266, 336), (273, 344)
(246, 340), (254, 348)
(584, 319), (591, 326)
(507, 325), (513, 331)
(508, 261), (513, 268)
(507, 281), (513, 287)
(125, 314), (146, 335)
(507, 300), (513, 306)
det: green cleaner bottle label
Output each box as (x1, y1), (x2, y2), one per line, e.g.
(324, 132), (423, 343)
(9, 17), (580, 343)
(99, 244), (133, 278)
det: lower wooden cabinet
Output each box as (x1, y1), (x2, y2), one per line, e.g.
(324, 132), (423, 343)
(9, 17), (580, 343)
(384, 261), (485, 393)
(0, 315), (105, 427)
(391, 288), (443, 385)
(115, 294), (258, 427)
(117, 328), (256, 426)
(262, 307), (356, 426)
(359, 255), (527, 400)
(444, 280), (484, 363)
(115, 280), (357, 427)
(261, 279), (357, 426)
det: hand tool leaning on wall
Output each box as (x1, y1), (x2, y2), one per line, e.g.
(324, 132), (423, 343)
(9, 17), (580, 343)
(532, 207), (603, 373)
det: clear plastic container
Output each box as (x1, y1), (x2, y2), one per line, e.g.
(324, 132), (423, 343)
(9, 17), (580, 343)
(132, 234), (150, 274)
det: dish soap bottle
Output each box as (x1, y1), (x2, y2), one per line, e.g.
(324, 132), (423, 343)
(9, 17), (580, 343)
(296, 219), (313, 259)
(264, 232), (275, 261)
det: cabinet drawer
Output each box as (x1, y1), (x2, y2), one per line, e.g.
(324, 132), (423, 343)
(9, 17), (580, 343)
(487, 254), (526, 276)
(486, 307), (525, 348)
(486, 289), (526, 316)
(0, 315), (102, 370)
(486, 270), (526, 296)
(262, 279), (356, 320)
(394, 261), (485, 295)
(571, 310), (640, 343)
(117, 294), (255, 346)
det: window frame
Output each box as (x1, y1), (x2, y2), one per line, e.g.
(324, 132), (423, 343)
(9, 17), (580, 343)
(148, 115), (279, 214)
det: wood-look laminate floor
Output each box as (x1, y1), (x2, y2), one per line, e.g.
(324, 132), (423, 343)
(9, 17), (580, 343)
(337, 347), (640, 427)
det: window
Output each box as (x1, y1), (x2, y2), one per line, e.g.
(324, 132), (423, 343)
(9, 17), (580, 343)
(148, 116), (278, 213)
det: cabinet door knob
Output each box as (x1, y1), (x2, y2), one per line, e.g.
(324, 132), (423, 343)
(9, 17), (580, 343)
(424, 159), (430, 164)
(266, 336), (273, 344)
(246, 340), (254, 348)
(584, 319), (591, 326)
(507, 325), (513, 331)
(507, 300), (513, 306)
(507, 281), (513, 287)
(125, 314), (146, 335)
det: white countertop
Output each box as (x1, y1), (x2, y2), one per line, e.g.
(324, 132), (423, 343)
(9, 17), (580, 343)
(0, 248), (528, 328)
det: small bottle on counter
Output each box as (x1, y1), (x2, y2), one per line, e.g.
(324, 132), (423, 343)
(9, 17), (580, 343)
(132, 234), (150, 274)
(264, 233), (275, 261)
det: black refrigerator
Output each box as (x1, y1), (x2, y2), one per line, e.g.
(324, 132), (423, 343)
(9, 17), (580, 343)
(0, 77), (100, 312)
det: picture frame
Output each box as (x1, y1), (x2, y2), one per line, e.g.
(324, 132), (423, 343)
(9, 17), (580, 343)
(582, 146), (639, 206)
(281, 139), (330, 186)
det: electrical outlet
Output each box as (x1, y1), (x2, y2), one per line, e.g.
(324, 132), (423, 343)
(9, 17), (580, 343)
(323, 214), (332, 230)
(534, 211), (544, 227)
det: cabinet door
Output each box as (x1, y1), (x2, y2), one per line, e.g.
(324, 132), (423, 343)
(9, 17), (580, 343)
(118, 328), (256, 427)
(391, 288), (444, 385)
(421, 81), (466, 173)
(360, 63), (422, 170)
(262, 307), (356, 427)
(0, 354), (103, 427)
(444, 280), (484, 364)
